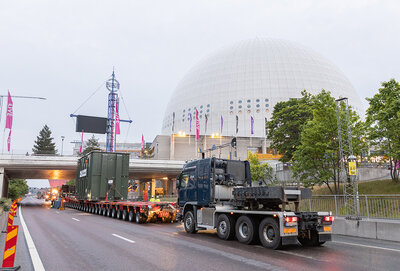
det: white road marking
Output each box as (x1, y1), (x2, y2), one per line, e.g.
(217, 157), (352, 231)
(19, 206), (46, 271)
(333, 241), (400, 253)
(72, 218), (80, 222)
(276, 249), (330, 262)
(112, 233), (136, 243)
(56, 211), (60, 214)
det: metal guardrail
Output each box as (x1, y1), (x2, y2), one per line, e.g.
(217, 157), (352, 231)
(300, 195), (400, 219)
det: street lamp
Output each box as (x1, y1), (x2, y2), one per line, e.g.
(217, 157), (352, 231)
(61, 136), (65, 156)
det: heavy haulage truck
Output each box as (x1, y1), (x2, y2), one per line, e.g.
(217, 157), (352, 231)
(64, 151), (177, 223)
(177, 158), (334, 249)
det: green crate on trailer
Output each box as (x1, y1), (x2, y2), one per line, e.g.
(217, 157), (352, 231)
(76, 151), (130, 201)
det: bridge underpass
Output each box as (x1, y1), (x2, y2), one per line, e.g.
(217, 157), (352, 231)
(0, 155), (185, 198)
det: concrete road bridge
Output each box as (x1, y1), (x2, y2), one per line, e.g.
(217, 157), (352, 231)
(0, 154), (185, 197)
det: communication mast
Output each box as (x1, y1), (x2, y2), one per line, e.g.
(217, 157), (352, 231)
(335, 97), (360, 220)
(106, 70), (119, 152)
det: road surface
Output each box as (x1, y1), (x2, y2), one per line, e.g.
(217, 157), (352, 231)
(19, 196), (400, 271)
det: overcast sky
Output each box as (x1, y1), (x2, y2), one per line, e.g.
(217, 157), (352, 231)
(1, 0), (399, 157)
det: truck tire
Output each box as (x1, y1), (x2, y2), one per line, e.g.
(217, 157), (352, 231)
(135, 212), (142, 224)
(259, 217), (282, 250)
(235, 215), (258, 245)
(122, 210), (128, 221)
(107, 208), (112, 217)
(216, 214), (235, 240)
(184, 211), (197, 234)
(116, 210), (122, 219)
(298, 230), (323, 246)
(128, 211), (135, 222)
(102, 208), (107, 216)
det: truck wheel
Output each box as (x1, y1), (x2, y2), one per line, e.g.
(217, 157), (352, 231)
(116, 210), (122, 219)
(235, 215), (258, 244)
(135, 212), (142, 224)
(184, 211), (197, 234)
(217, 214), (235, 240)
(102, 208), (107, 216)
(107, 208), (112, 217)
(122, 210), (128, 221)
(259, 218), (282, 250)
(128, 211), (135, 222)
(112, 209), (117, 218)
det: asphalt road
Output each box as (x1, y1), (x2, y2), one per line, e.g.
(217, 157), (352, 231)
(19, 196), (400, 271)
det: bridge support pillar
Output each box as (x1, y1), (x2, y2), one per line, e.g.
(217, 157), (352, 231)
(0, 167), (9, 198)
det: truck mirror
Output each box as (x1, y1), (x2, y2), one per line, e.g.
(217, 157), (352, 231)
(176, 174), (181, 189)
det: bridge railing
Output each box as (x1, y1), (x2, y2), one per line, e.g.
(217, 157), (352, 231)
(300, 195), (400, 219)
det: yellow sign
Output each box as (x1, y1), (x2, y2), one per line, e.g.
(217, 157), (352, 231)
(283, 228), (297, 234)
(349, 162), (357, 175)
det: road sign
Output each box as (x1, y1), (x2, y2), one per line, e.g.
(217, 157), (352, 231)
(349, 162), (357, 176)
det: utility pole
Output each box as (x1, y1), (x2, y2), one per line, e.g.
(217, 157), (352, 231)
(61, 136), (65, 156)
(335, 97), (360, 220)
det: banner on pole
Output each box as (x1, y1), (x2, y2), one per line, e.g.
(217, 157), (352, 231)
(251, 116), (254, 135)
(189, 113), (192, 132)
(235, 115), (239, 134)
(7, 130), (11, 152)
(5, 91), (13, 130)
(196, 109), (199, 140)
(79, 130), (84, 153)
(220, 115), (223, 134)
(115, 103), (120, 135)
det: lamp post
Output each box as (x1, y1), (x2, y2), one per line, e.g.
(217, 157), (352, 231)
(61, 136), (65, 156)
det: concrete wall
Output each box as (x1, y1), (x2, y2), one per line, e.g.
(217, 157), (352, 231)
(333, 217), (400, 242)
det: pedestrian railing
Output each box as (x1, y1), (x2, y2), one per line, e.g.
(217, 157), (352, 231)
(300, 195), (400, 219)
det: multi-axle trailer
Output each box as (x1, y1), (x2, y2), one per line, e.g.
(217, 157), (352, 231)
(64, 198), (177, 223)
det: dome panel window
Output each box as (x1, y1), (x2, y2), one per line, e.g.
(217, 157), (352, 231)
(265, 104), (269, 107)
(229, 111), (233, 115)
(238, 110), (242, 114)
(230, 101), (234, 104)
(265, 98), (269, 102)
(183, 109), (185, 113)
(256, 99), (260, 102)
(247, 99), (251, 103)
(238, 100), (242, 104)
(200, 115), (202, 119)
(247, 110), (251, 114)
(230, 106), (234, 110)
(188, 108), (191, 111)
(200, 105), (203, 109)
(207, 104), (210, 107)
(182, 119), (185, 122)
(247, 105), (251, 108)
(256, 109), (261, 113)
(200, 110), (203, 114)
(207, 109), (210, 112)
(256, 104), (260, 108)
(238, 105), (242, 109)
(265, 109), (269, 113)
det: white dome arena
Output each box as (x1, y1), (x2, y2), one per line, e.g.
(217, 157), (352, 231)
(162, 38), (363, 138)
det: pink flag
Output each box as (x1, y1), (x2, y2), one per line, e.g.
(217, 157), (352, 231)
(7, 130), (11, 152)
(115, 103), (120, 135)
(196, 109), (200, 140)
(79, 130), (84, 153)
(141, 134), (144, 151)
(5, 91), (13, 129)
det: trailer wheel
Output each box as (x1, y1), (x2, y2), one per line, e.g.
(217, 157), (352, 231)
(122, 210), (128, 221)
(107, 208), (112, 217)
(116, 210), (122, 219)
(216, 214), (235, 240)
(102, 208), (107, 216)
(112, 209), (117, 218)
(135, 212), (143, 224)
(128, 211), (135, 222)
(259, 218), (282, 250)
(235, 215), (258, 244)
(184, 211), (197, 234)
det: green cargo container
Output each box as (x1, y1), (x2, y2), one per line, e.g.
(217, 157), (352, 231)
(76, 151), (130, 201)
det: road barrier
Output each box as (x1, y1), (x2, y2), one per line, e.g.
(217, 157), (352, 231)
(300, 195), (400, 219)
(1, 199), (21, 270)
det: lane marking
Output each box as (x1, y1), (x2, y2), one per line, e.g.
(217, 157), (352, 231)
(72, 218), (80, 222)
(332, 241), (400, 253)
(112, 234), (136, 243)
(19, 206), (46, 271)
(55, 211), (60, 214)
(276, 249), (329, 262)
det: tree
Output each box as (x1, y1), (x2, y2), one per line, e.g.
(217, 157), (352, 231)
(140, 145), (154, 159)
(291, 91), (366, 193)
(66, 179), (75, 186)
(267, 91), (313, 162)
(32, 125), (57, 155)
(248, 152), (275, 185)
(366, 79), (400, 182)
(8, 179), (28, 200)
(82, 135), (101, 155)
